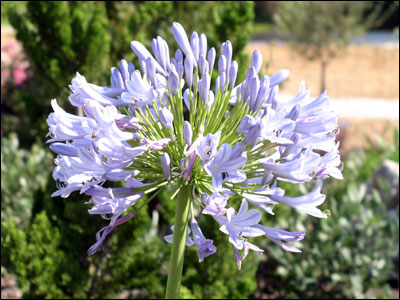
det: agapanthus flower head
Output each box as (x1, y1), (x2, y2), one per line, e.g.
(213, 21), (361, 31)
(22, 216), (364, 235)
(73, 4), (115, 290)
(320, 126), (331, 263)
(47, 22), (342, 267)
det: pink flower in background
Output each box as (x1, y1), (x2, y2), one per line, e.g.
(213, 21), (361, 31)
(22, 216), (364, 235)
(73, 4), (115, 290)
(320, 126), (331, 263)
(12, 68), (27, 85)
(1, 38), (30, 89)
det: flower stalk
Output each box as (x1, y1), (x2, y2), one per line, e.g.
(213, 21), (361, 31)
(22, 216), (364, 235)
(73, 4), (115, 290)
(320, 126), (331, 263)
(165, 184), (191, 299)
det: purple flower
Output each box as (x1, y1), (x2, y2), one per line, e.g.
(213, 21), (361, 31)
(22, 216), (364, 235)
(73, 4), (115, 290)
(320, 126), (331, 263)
(88, 212), (135, 255)
(198, 55), (208, 77)
(199, 34), (207, 57)
(207, 47), (216, 72)
(214, 200), (265, 250)
(228, 60), (238, 90)
(146, 57), (157, 88)
(269, 180), (327, 218)
(49, 142), (79, 157)
(161, 153), (171, 181)
(184, 55), (194, 87)
(142, 138), (171, 151)
(205, 143), (247, 189)
(85, 186), (143, 225)
(183, 121), (193, 146)
(172, 22), (197, 68)
(158, 108), (174, 130)
(168, 67), (180, 95)
(152, 36), (170, 72)
(130, 40), (166, 76)
(164, 225), (195, 246)
(221, 41), (232, 73)
(250, 50), (263, 74)
(198, 73), (210, 102)
(270, 69), (290, 87)
(262, 147), (321, 183)
(260, 107), (296, 144)
(121, 71), (158, 108)
(234, 240), (264, 270)
(190, 32), (199, 62)
(195, 131), (221, 163)
(191, 218), (217, 262)
(69, 73), (123, 107)
(253, 224), (305, 253)
(201, 192), (229, 216)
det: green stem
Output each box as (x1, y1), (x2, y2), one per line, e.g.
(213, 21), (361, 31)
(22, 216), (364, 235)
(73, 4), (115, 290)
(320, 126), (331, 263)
(165, 184), (191, 299)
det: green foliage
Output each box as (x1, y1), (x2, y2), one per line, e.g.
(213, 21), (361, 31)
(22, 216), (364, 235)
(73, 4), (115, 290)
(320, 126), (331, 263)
(2, 212), (87, 298)
(4, 1), (254, 141)
(274, 2), (370, 61)
(1, 133), (53, 229)
(257, 129), (399, 299)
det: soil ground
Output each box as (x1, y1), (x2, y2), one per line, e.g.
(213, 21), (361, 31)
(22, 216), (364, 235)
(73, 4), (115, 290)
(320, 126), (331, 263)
(245, 43), (399, 100)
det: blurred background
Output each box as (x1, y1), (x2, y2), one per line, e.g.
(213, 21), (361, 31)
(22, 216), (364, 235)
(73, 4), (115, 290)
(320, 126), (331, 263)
(1, 1), (399, 299)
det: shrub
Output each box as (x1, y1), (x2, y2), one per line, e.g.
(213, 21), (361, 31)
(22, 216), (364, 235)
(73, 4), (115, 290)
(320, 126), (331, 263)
(256, 128), (399, 299)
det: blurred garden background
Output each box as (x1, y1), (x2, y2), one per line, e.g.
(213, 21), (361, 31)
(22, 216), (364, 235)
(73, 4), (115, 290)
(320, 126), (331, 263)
(1, 1), (399, 299)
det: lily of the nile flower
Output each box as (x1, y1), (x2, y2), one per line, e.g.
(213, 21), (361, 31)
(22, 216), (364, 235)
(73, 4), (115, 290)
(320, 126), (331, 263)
(201, 191), (229, 216)
(269, 180), (327, 218)
(253, 224), (305, 253)
(88, 212), (135, 255)
(205, 143), (247, 189)
(164, 225), (195, 246)
(213, 200), (265, 267)
(46, 22), (342, 276)
(190, 218), (217, 262)
(195, 131), (221, 163)
(85, 186), (143, 226)
(161, 153), (171, 181)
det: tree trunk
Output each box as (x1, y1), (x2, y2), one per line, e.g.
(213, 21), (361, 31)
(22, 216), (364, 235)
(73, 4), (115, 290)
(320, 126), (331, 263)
(321, 60), (327, 93)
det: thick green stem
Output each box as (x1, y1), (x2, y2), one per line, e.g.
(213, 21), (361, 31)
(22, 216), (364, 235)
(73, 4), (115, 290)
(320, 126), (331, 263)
(165, 185), (191, 299)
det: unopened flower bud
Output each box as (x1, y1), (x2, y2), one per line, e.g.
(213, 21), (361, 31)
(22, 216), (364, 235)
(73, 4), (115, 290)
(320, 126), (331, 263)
(168, 69), (179, 95)
(111, 67), (124, 89)
(228, 60), (238, 90)
(219, 72), (226, 93)
(119, 59), (130, 82)
(198, 55), (208, 76)
(49, 143), (79, 157)
(218, 55), (226, 75)
(128, 61), (136, 73)
(222, 40), (232, 73)
(172, 22), (197, 68)
(176, 64), (184, 80)
(190, 32), (199, 61)
(198, 73), (210, 102)
(254, 75), (270, 110)
(207, 47), (216, 72)
(199, 34), (207, 57)
(183, 88), (192, 110)
(183, 121), (193, 146)
(249, 77), (260, 111)
(146, 57), (157, 88)
(161, 153), (171, 181)
(159, 108), (174, 129)
(206, 90), (215, 111)
(175, 49), (183, 65)
(184, 55), (194, 87)
(251, 50), (263, 74)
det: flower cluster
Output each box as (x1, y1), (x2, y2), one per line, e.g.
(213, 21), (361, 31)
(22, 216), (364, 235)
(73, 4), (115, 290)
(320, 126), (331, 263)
(47, 22), (342, 268)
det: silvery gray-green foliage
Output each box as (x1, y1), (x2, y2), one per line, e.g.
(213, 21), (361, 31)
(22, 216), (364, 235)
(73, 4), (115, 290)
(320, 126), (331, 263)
(257, 129), (399, 299)
(1, 133), (53, 229)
